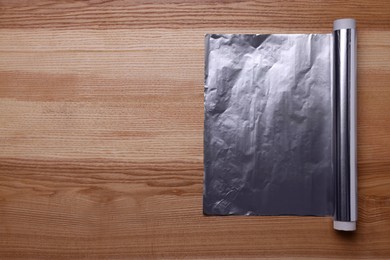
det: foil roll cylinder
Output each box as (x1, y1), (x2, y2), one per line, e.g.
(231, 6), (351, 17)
(333, 19), (357, 231)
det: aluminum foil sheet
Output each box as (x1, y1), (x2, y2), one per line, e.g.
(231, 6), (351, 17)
(204, 34), (333, 216)
(203, 19), (357, 230)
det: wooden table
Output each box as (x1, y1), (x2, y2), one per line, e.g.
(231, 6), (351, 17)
(0, 0), (389, 258)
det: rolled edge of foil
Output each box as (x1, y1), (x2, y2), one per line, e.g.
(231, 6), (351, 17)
(333, 18), (357, 231)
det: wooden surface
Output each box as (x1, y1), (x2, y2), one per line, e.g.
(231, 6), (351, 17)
(0, 0), (389, 258)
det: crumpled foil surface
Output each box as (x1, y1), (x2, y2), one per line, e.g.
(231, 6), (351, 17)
(204, 34), (334, 216)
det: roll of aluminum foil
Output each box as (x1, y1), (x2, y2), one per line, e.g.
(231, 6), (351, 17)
(203, 19), (357, 231)
(333, 19), (357, 231)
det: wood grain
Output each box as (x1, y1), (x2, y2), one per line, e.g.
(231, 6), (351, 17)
(0, 0), (389, 258)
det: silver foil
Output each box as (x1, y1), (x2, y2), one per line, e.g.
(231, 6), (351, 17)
(333, 27), (358, 223)
(204, 34), (335, 216)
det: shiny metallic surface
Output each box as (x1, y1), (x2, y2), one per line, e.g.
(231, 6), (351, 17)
(204, 34), (334, 216)
(333, 27), (357, 222)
